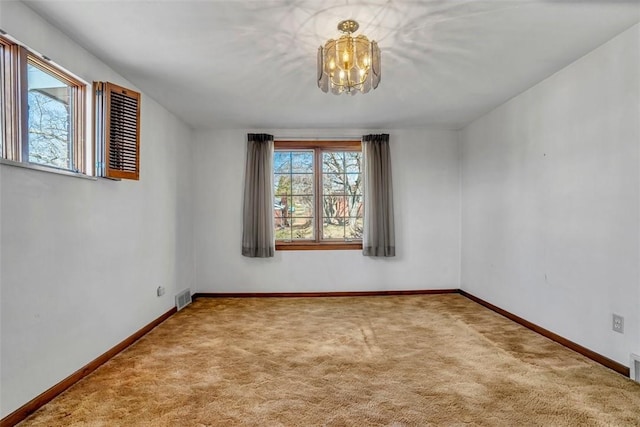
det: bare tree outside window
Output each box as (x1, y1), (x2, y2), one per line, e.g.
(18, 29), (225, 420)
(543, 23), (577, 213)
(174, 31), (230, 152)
(274, 151), (314, 240)
(27, 63), (73, 169)
(321, 151), (363, 239)
(274, 144), (363, 244)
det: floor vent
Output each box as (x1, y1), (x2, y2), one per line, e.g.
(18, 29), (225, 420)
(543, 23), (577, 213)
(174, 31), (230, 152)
(175, 289), (192, 311)
(632, 354), (640, 383)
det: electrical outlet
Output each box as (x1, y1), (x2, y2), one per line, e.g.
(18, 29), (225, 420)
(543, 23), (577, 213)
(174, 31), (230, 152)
(612, 314), (624, 333)
(157, 286), (165, 297)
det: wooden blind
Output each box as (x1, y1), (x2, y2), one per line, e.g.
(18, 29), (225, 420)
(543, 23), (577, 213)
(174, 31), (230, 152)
(95, 82), (140, 180)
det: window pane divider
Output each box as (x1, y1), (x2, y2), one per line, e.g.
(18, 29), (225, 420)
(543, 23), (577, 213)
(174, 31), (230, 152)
(314, 145), (322, 242)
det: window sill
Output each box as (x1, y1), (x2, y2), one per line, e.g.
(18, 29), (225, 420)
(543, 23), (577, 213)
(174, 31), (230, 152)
(276, 242), (363, 251)
(0, 158), (96, 181)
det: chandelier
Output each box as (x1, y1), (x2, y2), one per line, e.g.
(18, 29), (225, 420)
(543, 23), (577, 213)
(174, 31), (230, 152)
(317, 19), (381, 95)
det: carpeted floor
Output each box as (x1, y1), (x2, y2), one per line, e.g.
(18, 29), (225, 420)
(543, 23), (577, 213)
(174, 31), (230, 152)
(19, 294), (640, 426)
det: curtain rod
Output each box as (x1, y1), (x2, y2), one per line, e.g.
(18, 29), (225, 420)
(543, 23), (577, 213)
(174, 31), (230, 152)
(274, 136), (362, 141)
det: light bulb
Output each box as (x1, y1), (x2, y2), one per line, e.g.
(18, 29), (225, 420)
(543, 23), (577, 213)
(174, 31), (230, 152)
(343, 50), (349, 63)
(363, 55), (370, 66)
(329, 59), (335, 70)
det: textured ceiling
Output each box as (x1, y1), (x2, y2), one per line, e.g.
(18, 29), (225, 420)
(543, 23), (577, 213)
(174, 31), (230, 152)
(21, 0), (640, 130)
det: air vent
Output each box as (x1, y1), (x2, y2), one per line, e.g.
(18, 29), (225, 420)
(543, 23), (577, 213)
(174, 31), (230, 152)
(175, 289), (192, 311)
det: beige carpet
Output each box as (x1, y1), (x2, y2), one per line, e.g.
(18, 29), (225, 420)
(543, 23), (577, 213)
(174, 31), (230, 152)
(19, 294), (640, 426)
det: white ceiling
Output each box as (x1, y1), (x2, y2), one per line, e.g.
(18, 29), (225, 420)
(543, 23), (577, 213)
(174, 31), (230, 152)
(22, 0), (640, 130)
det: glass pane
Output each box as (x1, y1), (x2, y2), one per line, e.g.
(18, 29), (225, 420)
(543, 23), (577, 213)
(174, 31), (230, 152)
(345, 217), (364, 240)
(274, 152), (291, 173)
(322, 151), (344, 172)
(291, 152), (313, 173)
(346, 173), (362, 194)
(345, 151), (362, 173)
(291, 196), (313, 218)
(274, 150), (314, 240)
(346, 195), (363, 217)
(323, 196), (345, 223)
(274, 195), (291, 231)
(323, 173), (346, 195)
(27, 62), (72, 169)
(322, 222), (345, 239)
(274, 173), (291, 196)
(291, 174), (313, 195)
(291, 217), (314, 240)
(275, 223), (292, 241)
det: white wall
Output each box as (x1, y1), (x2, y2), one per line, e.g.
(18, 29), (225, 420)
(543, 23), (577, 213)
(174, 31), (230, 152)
(0, 2), (194, 417)
(461, 24), (640, 366)
(193, 128), (460, 293)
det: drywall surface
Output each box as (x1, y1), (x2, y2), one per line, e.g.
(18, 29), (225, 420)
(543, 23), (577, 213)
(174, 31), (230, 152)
(461, 24), (640, 365)
(0, 2), (194, 417)
(193, 128), (460, 293)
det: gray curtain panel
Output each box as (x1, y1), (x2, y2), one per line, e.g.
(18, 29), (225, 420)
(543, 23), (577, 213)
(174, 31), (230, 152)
(362, 134), (395, 257)
(241, 133), (275, 257)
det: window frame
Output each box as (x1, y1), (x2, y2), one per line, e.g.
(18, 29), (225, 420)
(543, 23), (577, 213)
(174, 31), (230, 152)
(274, 140), (363, 251)
(0, 35), (88, 175)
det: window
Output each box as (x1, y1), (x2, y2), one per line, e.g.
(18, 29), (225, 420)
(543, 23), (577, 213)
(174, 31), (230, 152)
(1, 35), (87, 174)
(274, 140), (363, 250)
